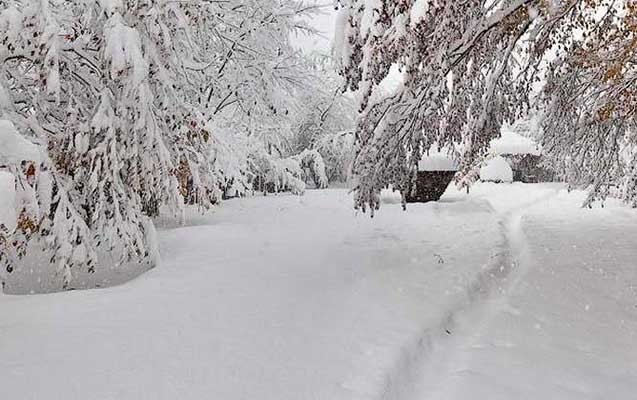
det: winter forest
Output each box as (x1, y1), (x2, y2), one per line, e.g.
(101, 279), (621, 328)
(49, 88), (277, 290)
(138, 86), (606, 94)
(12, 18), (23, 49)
(1, 0), (637, 398)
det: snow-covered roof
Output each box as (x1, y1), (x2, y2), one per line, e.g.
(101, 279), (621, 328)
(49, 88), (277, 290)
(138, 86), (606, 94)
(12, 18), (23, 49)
(489, 130), (542, 156)
(0, 169), (16, 231)
(480, 156), (513, 183)
(418, 151), (459, 172)
(0, 120), (41, 165)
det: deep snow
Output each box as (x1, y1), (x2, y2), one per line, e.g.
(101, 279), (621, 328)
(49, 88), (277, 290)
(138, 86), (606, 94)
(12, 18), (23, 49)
(1, 185), (636, 399)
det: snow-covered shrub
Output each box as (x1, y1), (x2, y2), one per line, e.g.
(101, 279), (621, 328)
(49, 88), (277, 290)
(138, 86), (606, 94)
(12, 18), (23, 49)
(250, 149), (306, 195)
(249, 149), (328, 195)
(480, 156), (513, 183)
(293, 149), (329, 189)
(313, 131), (355, 183)
(209, 123), (251, 200)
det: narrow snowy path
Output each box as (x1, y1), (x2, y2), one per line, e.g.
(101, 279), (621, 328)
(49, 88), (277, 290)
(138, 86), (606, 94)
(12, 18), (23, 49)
(1, 186), (636, 399)
(407, 186), (637, 400)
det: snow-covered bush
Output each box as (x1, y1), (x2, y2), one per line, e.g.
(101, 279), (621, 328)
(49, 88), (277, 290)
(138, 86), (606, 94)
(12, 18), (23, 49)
(250, 149), (328, 195)
(250, 149), (306, 195)
(293, 149), (328, 189)
(313, 130), (355, 183)
(480, 156), (513, 184)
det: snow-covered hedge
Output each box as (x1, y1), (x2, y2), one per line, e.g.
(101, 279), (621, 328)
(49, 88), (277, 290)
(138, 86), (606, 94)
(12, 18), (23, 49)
(293, 149), (329, 189)
(313, 131), (355, 183)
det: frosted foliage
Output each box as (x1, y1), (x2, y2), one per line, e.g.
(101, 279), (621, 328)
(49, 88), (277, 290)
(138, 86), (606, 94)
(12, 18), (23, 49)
(336, 0), (635, 211)
(0, 0), (340, 287)
(336, 0), (548, 213)
(104, 14), (147, 84)
(0, 170), (16, 232)
(295, 149), (329, 189)
(314, 131), (355, 183)
(0, 0), (224, 286)
(410, 0), (430, 27)
(535, 1), (637, 206)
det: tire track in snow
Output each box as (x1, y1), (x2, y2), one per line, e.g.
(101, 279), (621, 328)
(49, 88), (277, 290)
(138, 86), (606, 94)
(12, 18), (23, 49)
(375, 188), (561, 400)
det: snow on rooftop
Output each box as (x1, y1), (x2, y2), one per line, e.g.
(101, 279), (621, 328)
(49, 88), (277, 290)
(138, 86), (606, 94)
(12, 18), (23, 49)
(0, 169), (16, 231)
(0, 120), (41, 165)
(480, 156), (513, 183)
(418, 150), (459, 172)
(489, 129), (542, 156)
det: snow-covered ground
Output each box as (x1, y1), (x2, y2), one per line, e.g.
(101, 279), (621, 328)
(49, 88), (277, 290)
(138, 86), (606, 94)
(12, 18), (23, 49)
(1, 184), (636, 399)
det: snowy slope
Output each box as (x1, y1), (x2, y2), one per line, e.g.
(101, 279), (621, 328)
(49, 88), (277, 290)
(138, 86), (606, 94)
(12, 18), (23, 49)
(1, 186), (636, 399)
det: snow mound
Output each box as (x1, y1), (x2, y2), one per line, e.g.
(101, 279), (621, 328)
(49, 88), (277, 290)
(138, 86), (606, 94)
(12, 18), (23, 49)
(0, 120), (41, 165)
(418, 151), (459, 172)
(480, 156), (513, 183)
(490, 130), (541, 156)
(0, 169), (16, 231)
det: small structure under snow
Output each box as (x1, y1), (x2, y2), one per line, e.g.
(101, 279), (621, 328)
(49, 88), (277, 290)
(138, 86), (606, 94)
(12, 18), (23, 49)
(481, 127), (554, 183)
(480, 156), (513, 183)
(406, 150), (459, 203)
